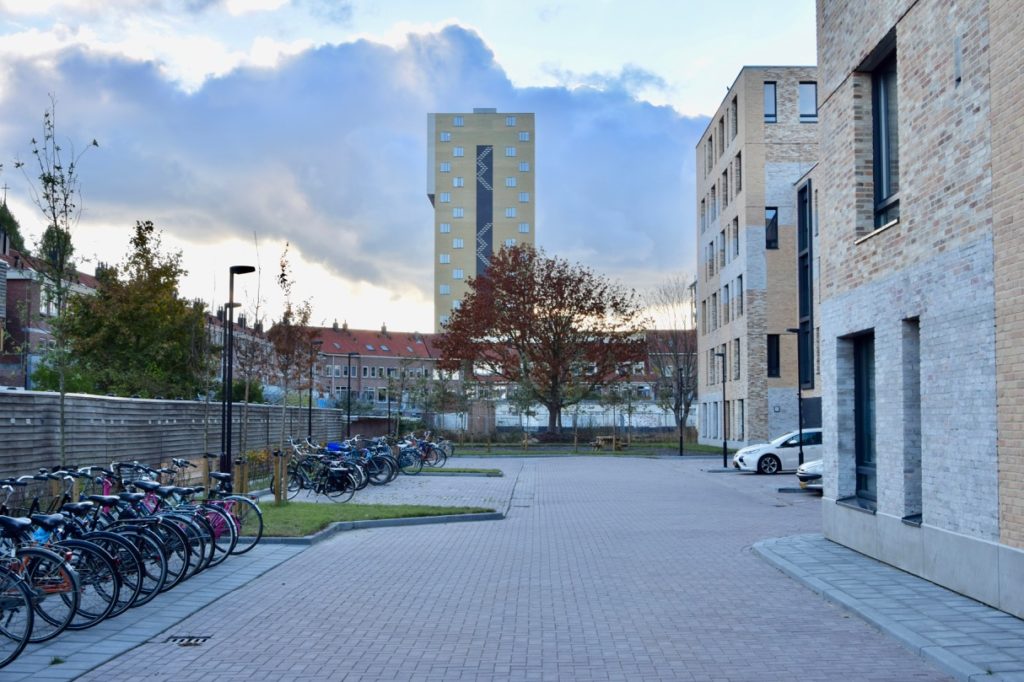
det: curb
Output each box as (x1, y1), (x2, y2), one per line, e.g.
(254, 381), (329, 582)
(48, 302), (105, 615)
(752, 536), (988, 682)
(415, 471), (503, 477)
(260, 510), (505, 546)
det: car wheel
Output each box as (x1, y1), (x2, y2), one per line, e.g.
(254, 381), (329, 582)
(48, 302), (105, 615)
(758, 454), (781, 475)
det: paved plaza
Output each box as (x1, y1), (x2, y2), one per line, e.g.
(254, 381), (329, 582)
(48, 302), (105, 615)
(5, 456), (953, 681)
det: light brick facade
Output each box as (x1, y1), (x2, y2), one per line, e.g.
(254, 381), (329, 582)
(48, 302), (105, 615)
(696, 67), (817, 448)
(818, 0), (1024, 618)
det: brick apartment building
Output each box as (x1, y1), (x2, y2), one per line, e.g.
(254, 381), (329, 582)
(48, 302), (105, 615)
(817, 0), (1024, 617)
(696, 66), (819, 448)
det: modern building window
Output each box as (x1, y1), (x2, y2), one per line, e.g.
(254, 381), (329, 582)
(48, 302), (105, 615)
(873, 50), (900, 227)
(439, 131), (451, 142)
(505, 207), (517, 218)
(452, 299), (462, 311)
(518, 131), (530, 142)
(519, 161), (530, 172)
(504, 238), (517, 248)
(439, 253), (450, 264)
(439, 314), (450, 326)
(718, 229), (726, 268)
(453, 146), (464, 157)
(721, 170), (729, 207)
(505, 177), (517, 188)
(733, 338), (740, 380)
(767, 334), (780, 377)
(731, 218), (739, 259)
(518, 222), (530, 233)
(797, 181), (815, 387)
(505, 146), (517, 157)
(439, 192), (451, 203)
(730, 96), (738, 140)
(736, 399), (744, 439)
(453, 238), (464, 249)
(710, 186), (718, 220)
(453, 269), (464, 279)
(701, 300), (707, 335)
(453, 115), (464, 127)
(439, 223), (451, 233)
(854, 333), (877, 503)
(439, 162), (451, 173)
(506, 115), (516, 126)
(518, 192), (530, 203)
(453, 177), (464, 187)
(764, 81), (777, 123)
(799, 81), (818, 122)
(765, 207), (779, 249)
(734, 152), (742, 193)
(453, 207), (464, 218)
(736, 275), (743, 316)
(700, 199), (707, 233)
(722, 284), (730, 321)
(439, 284), (451, 295)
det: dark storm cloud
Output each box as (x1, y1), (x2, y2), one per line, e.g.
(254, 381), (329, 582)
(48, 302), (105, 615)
(0, 25), (706, 292)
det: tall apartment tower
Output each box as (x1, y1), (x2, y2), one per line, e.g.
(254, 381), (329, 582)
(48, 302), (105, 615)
(427, 109), (536, 332)
(695, 67), (818, 448)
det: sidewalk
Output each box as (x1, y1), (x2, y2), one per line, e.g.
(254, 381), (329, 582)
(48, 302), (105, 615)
(755, 533), (1024, 682)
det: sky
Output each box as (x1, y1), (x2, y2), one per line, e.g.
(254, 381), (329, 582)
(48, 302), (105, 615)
(0, 0), (817, 332)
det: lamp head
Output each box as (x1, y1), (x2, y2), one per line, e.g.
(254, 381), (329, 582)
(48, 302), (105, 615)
(230, 265), (256, 275)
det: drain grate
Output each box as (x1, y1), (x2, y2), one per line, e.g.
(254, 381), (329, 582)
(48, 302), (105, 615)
(166, 635), (211, 647)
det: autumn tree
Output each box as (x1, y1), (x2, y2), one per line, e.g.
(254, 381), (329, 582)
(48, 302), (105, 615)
(58, 220), (211, 398)
(646, 274), (699, 439)
(13, 99), (97, 464)
(436, 245), (648, 434)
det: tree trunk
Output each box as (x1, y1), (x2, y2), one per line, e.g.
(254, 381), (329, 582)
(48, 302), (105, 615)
(547, 405), (560, 433)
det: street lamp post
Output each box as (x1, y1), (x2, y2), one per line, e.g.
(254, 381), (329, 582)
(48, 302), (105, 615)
(222, 264), (255, 475)
(714, 351), (727, 468)
(308, 339), (323, 442)
(677, 366), (685, 457)
(786, 327), (805, 466)
(346, 352), (359, 438)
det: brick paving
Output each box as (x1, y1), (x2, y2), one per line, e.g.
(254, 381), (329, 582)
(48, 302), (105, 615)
(73, 458), (948, 681)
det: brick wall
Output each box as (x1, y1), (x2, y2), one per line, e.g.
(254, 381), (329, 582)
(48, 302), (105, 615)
(991, 1), (1024, 549)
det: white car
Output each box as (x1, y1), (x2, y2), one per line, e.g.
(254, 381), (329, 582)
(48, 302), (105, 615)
(732, 428), (823, 474)
(796, 459), (823, 492)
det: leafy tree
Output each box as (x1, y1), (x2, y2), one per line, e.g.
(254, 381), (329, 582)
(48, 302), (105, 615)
(437, 245), (649, 433)
(13, 98), (97, 465)
(56, 220), (212, 398)
(215, 379), (265, 404)
(646, 275), (699, 440)
(0, 201), (27, 254)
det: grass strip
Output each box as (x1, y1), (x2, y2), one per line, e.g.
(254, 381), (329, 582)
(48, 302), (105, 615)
(420, 467), (502, 475)
(258, 501), (495, 537)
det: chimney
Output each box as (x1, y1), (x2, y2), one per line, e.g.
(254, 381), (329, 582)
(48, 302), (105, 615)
(381, 323), (388, 336)
(254, 321), (263, 333)
(342, 320), (348, 333)
(332, 319), (339, 331)
(238, 314), (246, 329)
(216, 306), (225, 322)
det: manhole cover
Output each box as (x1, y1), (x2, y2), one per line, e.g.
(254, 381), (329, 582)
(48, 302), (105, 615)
(166, 636), (211, 647)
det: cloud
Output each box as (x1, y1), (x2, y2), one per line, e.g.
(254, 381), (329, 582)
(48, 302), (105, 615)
(0, 25), (706, 318)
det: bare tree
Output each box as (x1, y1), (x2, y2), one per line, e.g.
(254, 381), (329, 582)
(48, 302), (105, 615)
(13, 97), (97, 465)
(646, 274), (699, 443)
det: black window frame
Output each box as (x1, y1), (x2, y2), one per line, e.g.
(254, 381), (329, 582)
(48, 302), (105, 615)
(767, 334), (781, 377)
(765, 207), (779, 249)
(796, 181), (814, 388)
(798, 81), (818, 122)
(872, 50), (900, 228)
(854, 334), (877, 504)
(764, 81), (777, 123)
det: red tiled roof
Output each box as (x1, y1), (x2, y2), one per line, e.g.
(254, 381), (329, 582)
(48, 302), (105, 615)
(1, 248), (99, 290)
(309, 327), (441, 360)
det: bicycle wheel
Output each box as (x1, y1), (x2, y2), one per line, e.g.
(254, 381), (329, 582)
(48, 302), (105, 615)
(199, 504), (237, 568)
(0, 566), (33, 668)
(286, 464), (303, 500)
(58, 539), (120, 630)
(116, 527), (168, 606)
(399, 449), (423, 475)
(15, 545), (80, 643)
(226, 496), (263, 554)
(367, 457), (394, 485)
(82, 531), (144, 616)
(326, 471), (356, 503)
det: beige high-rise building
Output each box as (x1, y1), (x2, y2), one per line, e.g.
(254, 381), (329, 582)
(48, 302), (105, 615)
(696, 67), (818, 449)
(427, 109), (535, 332)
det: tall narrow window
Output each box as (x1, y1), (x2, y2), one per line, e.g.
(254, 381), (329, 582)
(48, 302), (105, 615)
(799, 81), (818, 122)
(718, 230), (726, 268)
(700, 199), (707, 233)
(734, 152), (742, 193)
(765, 207), (779, 249)
(767, 334), (780, 377)
(797, 181), (815, 386)
(718, 118), (725, 156)
(721, 170), (729, 207)
(722, 284), (730, 321)
(730, 96), (738, 139)
(764, 82), (777, 123)
(854, 334), (877, 503)
(736, 275), (743, 316)
(873, 50), (900, 227)
(733, 338), (740, 380)
(731, 218), (739, 259)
